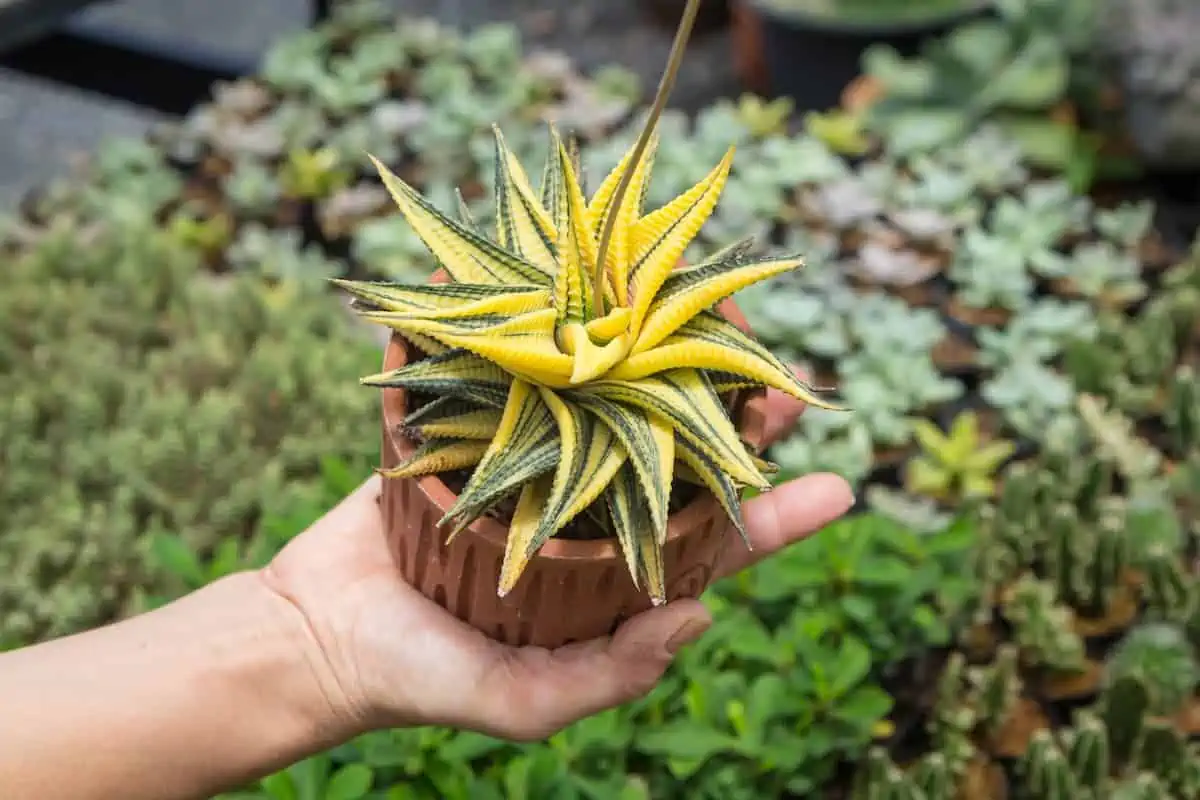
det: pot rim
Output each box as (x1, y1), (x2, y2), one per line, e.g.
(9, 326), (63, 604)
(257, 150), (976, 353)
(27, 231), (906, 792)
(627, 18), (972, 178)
(747, 0), (989, 37)
(379, 288), (767, 563)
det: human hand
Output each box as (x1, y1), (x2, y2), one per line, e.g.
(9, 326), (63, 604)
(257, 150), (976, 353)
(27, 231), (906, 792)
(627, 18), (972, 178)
(261, 385), (854, 742)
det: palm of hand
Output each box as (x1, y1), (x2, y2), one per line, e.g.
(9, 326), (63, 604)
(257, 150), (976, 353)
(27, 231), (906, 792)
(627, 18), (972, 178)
(262, 389), (854, 741)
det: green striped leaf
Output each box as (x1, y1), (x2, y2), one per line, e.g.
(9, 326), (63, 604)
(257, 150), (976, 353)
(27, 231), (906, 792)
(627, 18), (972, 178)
(492, 126), (557, 274)
(441, 380), (559, 535)
(369, 154), (551, 286)
(606, 464), (666, 604)
(333, 279), (537, 313)
(361, 348), (512, 408)
(569, 392), (673, 543)
(498, 388), (628, 595)
(676, 435), (749, 547)
(580, 368), (769, 491)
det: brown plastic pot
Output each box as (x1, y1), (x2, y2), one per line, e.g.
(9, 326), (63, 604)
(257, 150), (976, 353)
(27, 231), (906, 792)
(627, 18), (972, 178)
(378, 294), (772, 649)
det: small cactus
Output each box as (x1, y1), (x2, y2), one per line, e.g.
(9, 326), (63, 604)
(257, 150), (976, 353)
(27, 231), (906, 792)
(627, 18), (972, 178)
(851, 748), (920, 800)
(1143, 545), (1193, 622)
(1101, 674), (1151, 768)
(911, 752), (953, 800)
(1019, 730), (1079, 799)
(1105, 623), (1200, 718)
(1166, 367), (1199, 454)
(1134, 719), (1189, 793)
(1003, 576), (1087, 673)
(973, 644), (1022, 736)
(1064, 711), (1110, 792)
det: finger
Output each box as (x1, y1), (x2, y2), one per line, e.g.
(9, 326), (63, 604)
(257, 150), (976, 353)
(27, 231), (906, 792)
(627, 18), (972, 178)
(715, 472), (854, 579)
(484, 600), (711, 740)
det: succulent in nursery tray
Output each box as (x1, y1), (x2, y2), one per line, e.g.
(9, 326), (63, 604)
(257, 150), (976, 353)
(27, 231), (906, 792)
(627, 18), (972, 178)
(336, 0), (842, 601)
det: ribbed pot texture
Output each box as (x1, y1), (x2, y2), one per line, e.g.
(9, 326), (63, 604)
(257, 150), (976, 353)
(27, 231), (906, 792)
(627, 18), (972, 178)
(379, 297), (773, 649)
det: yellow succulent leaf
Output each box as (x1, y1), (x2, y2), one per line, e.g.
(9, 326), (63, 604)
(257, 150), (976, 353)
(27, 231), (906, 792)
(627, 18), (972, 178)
(911, 419), (950, 461)
(905, 456), (948, 499)
(587, 132), (660, 306)
(613, 312), (844, 410)
(962, 474), (997, 499)
(548, 133), (599, 323)
(585, 307), (633, 342)
(377, 438), (489, 479)
(631, 254), (801, 355)
(368, 155), (550, 287)
(627, 148), (734, 336)
(442, 380), (559, 535)
(411, 408), (503, 440)
(582, 369), (768, 490)
(491, 127), (557, 274)
(498, 474), (554, 597)
(569, 392), (675, 543)
(965, 441), (1016, 473)
(557, 324), (631, 385)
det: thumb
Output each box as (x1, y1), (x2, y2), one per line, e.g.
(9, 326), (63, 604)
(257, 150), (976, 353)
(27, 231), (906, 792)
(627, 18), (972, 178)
(489, 600), (711, 741)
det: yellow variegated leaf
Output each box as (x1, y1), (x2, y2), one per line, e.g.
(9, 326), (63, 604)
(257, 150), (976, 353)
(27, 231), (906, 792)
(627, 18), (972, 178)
(392, 330), (450, 356)
(585, 307), (632, 342)
(411, 407), (503, 440)
(536, 387), (629, 539)
(403, 396), (481, 426)
(361, 348), (511, 407)
(378, 438), (489, 479)
(442, 379), (559, 535)
(606, 465), (667, 604)
(570, 392), (674, 543)
(606, 465), (646, 591)
(334, 279), (537, 312)
(558, 324), (631, 385)
(676, 435), (748, 546)
(492, 127), (557, 274)
(548, 132), (598, 323)
(627, 148), (734, 333)
(706, 370), (764, 395)
(499, 474), (554, 597)
(614, 312), (844, 410)
(455, 188), (481, 234)
(581, 368), (768, 490)
(587, 133), (660, 306)
(631, 253), (801, 355)
(369, 154), (550, 286)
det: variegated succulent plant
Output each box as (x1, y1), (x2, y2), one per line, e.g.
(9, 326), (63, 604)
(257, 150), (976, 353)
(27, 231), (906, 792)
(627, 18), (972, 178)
(337, 0), (840, 601)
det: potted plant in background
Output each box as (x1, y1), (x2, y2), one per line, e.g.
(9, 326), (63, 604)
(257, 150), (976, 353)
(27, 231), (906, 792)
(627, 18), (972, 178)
(337, 0), (843, 649)
(737, 0), (991, 110)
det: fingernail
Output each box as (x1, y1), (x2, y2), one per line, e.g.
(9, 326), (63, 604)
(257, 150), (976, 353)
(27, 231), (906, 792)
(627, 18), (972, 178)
(666, 616), (710, 654)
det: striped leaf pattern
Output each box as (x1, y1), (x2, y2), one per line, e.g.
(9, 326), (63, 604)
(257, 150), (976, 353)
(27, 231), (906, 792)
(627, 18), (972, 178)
(344, 103), (847, 597)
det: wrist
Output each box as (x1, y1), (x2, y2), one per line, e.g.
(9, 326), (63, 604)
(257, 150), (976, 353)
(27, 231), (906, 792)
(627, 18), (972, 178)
(243, 569), (374, 745)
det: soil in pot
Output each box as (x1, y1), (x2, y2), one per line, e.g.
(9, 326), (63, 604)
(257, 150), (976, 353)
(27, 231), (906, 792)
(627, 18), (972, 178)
(748, 0), (991, 111)
(377, 300), (777, 650)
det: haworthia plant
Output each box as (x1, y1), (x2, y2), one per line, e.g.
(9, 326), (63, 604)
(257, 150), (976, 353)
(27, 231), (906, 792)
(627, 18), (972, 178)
(339, 0), (843, 601)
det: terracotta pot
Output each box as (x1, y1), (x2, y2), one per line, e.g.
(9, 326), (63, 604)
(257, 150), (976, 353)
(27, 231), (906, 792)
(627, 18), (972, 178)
(378, 296), (773, 649)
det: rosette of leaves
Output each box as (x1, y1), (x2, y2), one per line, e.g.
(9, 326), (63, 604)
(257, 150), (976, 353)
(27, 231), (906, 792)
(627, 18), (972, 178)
(338, 4), (841, 599)
(905, 412), (1016, 502)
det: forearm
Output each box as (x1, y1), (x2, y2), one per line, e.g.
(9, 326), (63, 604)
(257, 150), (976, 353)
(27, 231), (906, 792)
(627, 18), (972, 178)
(0, 571), (362, 800)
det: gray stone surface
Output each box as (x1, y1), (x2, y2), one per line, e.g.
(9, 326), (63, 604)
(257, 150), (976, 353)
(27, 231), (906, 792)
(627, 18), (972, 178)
(0, 0), (735, 209)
